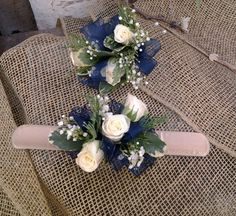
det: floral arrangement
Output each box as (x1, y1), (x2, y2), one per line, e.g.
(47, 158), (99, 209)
(48, 94), (166, 176)
(69, 5), (161, 94)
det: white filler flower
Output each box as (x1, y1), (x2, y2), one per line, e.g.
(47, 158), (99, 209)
(123, 93), (148, 122)
(76, 140), (104, 172)
(102, 114), (130, 141)
(114, 24), (133, 45)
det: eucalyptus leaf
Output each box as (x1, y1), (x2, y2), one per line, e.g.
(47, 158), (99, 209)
(49, 130), (84, 151)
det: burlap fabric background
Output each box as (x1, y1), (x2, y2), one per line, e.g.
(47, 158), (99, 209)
(0, 0), (236, 215)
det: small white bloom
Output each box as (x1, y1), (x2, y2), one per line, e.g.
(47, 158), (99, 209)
(154, 22), (159, 26)
(146, 37), (150, 41)
(135, 22), (140, 27)
(145, 81), (149, 85)
(162, 30), (167, 34)
(118, 16), (122, 20)
(76, 140), (104, 172)
(181, 17), (191, 32)
(59, 130), (64, 135)
(102, 114), (130, 141)
(83, 132), (88, 137)
(58, 121), (64, 126)
(114, 24), (133, 45)
(123, 93), (148, 122)
(132, 9), (136, 13)
(69, 116), (74, 121)
(139, 48), (143, 52)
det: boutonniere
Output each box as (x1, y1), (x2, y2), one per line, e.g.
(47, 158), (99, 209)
(49, 94), (166, 176)
(69, 5), (161, 94)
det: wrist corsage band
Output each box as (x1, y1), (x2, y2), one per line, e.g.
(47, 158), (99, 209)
(48, 94), (166, 176)
(69, 5), (161, 94)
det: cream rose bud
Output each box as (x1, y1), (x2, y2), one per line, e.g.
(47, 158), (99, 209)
(114, 24), (133, 45)
(76, 140), (104, 172)
(69, 49), (87, 68)
(105, 61), (117, 86)
(102, 114), (130, 141)
(123, 94), (148, 122)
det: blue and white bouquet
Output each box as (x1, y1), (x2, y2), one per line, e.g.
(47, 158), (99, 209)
(69, 5), (161, 94)
(49, 94), (166, 176)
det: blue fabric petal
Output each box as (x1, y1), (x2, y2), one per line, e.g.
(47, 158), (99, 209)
(137, 39), (161, 75)
(122, 122), (144, 143)
(129, 154), (156, 176)
(69, 106), (91, 129)
(101, 137), (129, 171)
(80, 16), (119, 50)
(66, 151), (80, 159)
(79, 59), (107, 89)
(109, 100), (124, 114)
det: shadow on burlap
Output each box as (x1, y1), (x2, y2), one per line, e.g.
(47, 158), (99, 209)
(0, 0), (236, 215)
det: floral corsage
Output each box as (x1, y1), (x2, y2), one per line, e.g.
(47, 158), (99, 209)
(69, 6), (161, 94)
(48, 94), (166, 176)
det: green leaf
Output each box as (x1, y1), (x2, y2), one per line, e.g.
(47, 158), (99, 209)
(99, 81), (115, 95)
(124, 108), (138, 122)
(139, 115), (167, 130)
(104, 35), (126, 51)
(68, 34), (87, 51)
(99, 81), (124, 95)
(142, 132), (166, 155)
(85, 122), (97, 141)
(49, 130), (83, 151)
(78, 48), (99, 66)
(76, 66), (91, 76)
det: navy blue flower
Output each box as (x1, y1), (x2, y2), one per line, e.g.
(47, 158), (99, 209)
(69, 106), (91, 130)
(101, 137), (129, 171)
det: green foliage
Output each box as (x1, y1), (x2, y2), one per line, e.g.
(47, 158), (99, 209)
(76, 66), (91, 76)
(118, 6), (137, 30)
(85, 95), (102, 132)
(123, 107), (138, 122)
(141, 132), (166, 155)
(104, 35), (126, 52)
(99, 80), (124, 95)
(85, 122), (97, 142)
(49, 130), (84, 151)
(78, 48), (99, 66)
(139, 115), (167, 130)
(68, 34), (87, 51)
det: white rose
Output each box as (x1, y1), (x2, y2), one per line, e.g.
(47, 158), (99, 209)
(123, 93), (148, 122)
(69, 49), (88, 68)
(114, 24), (133, 45)
(76, 140), (104, 172)
(102, 114), (130, 141)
